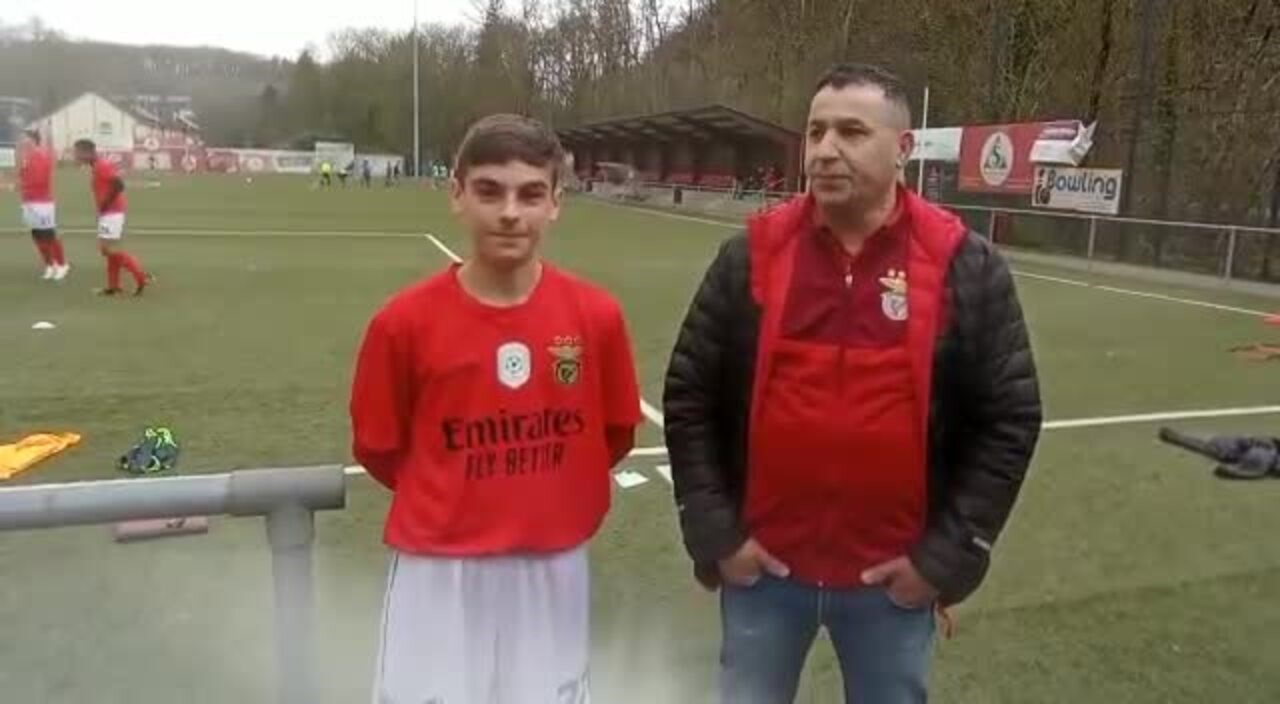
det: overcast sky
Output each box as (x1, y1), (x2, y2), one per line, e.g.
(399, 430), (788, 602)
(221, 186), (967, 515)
(7, 0), (479, 59)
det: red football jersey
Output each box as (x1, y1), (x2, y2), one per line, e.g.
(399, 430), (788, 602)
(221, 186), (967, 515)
(350, 263), (642, 556)
(18, 146), (53, 204)
(91, 159), (127, 214)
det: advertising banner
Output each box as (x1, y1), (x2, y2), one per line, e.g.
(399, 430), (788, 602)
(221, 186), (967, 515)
(959, 120), (1092, 194)
(205, 149), (315, 174)
(909, 127), (962, 163)
(1031, 166), (1124, 215)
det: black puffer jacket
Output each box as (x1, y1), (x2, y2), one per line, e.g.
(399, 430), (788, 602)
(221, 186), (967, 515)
(662, 230), (1042, 605)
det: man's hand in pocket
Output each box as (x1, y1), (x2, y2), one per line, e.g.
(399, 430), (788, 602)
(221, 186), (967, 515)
(862, 556), (939, 609)
(717, 538), (790, 587)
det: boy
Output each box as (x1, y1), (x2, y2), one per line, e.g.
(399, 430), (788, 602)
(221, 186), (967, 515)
(18, 129), (69, 280)
(350, 114), (641, 704)
(73, 139), (150, 296)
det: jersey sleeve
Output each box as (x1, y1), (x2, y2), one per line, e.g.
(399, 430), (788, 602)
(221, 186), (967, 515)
(598, 299), (642, 429)
(349, 307), (414, 489)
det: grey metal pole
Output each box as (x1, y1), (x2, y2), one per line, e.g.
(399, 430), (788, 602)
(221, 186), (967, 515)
(0, 474), (230, 530)
(0, 465), (346, 704)
(1224, 227), (1238, 281)
(915, 85), (930, 194)
(1087, 216), (1099, 266)
(412, 0), (421, 179)
(0, 466), (345, 532)
(266, 503), (317, 704)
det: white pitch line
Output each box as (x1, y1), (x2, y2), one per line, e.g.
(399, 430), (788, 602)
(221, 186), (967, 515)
(589, 199), (739, 230)
(655, 464), (673, 484)
(328, 405), (1280, 481)
(640, 399), (665, 428)
(1013, 271), (1090, 287)
(613, 470), (650, 489)
(1014, 271), (1271, 317)
(22, 405), (1280, 492)
(423, 233), (464, 263)
(1042, 405), (1280, 430)
(0, 226), (425, 239)
(1092, 285), (1271, 318)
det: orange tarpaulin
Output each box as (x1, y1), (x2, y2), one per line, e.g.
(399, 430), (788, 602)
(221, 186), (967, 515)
(0, 432), (81, 480)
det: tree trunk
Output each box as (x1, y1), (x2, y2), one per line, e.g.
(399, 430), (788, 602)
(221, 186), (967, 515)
(1264, 161), (1280, 281)
(1087, 0), (1116, 123)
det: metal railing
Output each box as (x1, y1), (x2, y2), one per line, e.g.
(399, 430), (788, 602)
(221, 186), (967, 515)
(0, 465), (347, 704)
(582, 180), (790, 219)
(593, 180), (1280, 284)
(946, 204), (1280, 284)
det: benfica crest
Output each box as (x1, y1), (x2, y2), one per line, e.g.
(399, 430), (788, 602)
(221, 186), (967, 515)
(548, 336), (584, 385)
(879, 269), (909, 322)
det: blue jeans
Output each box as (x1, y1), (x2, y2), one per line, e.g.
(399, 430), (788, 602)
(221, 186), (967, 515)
(720, 575), (935, 704)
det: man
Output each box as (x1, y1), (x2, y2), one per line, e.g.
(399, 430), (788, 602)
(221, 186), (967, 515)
(350, 114), (642, 703)
(361, 158), (372, 188)
(73, 140), (149, 296)
(434, 161), (449, 190)
(663, 63), (1042, 704)
(319, 160), (333, 188)
(18, 129), (69, 281)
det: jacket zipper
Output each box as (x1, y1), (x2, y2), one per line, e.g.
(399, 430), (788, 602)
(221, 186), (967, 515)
(829, 256), (853, 589)
(837, 258), (853, 394)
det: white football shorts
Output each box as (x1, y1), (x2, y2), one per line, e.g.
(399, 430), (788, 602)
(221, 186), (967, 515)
(372, 546), (591, 704)
(21, 202), (56, 231)
(97, 213), (126, 241)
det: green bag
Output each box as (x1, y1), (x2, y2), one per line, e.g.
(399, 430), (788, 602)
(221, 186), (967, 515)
(119, 426), (181, 474)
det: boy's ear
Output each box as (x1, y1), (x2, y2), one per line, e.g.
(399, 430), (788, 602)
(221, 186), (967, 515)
(449, 176), (465, 215)
(549, 186), (563, 223)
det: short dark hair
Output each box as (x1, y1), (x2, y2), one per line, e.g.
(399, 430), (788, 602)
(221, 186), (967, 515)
(23, 129), (40, 144)
(814, 63), (912, 128)
(454, 114), (565, 186)
(73, 138), (97, 152)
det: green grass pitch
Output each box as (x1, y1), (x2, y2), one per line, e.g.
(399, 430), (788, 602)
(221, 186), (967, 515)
(1, 170), (1279, 702)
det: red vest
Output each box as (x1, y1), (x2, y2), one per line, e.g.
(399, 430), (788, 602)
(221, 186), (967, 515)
(744, 188), (966, 587)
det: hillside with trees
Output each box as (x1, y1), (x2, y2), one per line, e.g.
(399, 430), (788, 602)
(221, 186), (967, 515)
(0, 17), (290, 147)
(5, 1), (1278, 225)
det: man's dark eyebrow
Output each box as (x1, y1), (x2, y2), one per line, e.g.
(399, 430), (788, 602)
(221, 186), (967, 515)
(518, 181), (551, 192)
(810, 117), (871, 129)
(470, 177), (502, 189)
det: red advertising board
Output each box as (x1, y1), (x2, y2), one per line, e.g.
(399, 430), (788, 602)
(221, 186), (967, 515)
(959, 121), (1079, 194)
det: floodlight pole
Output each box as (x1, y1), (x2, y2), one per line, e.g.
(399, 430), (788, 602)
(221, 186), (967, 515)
(916, 84), (930, 194)
(412, 0), (421, 178)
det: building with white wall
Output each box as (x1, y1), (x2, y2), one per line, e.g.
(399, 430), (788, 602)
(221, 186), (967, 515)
(27, 92), (203, 170)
